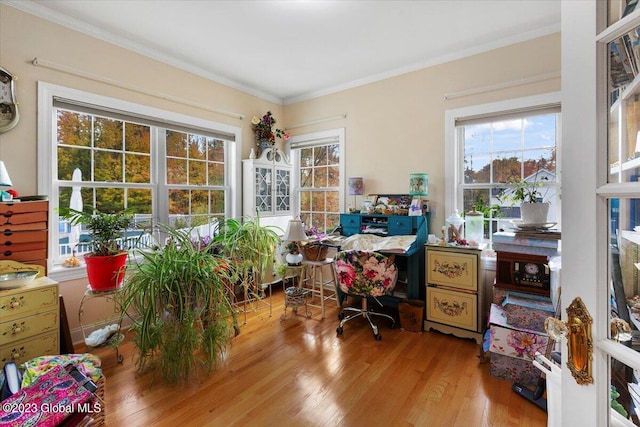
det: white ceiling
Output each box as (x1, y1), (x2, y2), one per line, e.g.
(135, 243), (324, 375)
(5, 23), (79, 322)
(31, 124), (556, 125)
(8, 0), (561, 105)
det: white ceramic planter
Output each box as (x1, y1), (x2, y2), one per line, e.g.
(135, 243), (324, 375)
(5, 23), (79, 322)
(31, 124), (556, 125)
(520, 202), (550, 224)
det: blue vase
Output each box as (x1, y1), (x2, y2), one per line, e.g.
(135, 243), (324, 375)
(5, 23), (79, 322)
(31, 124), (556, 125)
(258, 139), (271, 156)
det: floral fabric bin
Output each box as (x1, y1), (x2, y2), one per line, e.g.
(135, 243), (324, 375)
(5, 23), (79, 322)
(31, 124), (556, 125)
(488, 303), (549, 385)
(501, 291), (555, 332)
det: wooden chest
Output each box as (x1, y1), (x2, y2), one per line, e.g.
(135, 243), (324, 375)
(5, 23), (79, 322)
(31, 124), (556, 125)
(0, 201), (48, 271)
(0, 277), (59, 364)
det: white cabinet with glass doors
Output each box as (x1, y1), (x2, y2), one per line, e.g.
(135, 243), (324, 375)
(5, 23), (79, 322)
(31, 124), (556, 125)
(242, 147), (292, 229)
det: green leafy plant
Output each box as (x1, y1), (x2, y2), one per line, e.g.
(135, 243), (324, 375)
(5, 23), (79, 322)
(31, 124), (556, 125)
(498, 174), (550, 205)
(120, 224), (237, 383)
(213, 217), (282, 289)
(57, 207), (135, 256)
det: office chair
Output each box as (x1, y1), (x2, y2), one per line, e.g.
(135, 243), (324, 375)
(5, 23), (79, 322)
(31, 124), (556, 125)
(334, 250), (397, 340)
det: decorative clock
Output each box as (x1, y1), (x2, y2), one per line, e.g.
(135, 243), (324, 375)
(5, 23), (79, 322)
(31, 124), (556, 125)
(513, 261), (550, 289)
(0, 67), (19, 134)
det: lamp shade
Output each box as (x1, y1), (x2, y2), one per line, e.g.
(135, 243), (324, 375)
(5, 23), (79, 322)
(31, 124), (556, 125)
(348, 177), (364, 196)
(409, 173), (428, 196)
(284, 218), (308, 242)
(0, 161), (12, 187)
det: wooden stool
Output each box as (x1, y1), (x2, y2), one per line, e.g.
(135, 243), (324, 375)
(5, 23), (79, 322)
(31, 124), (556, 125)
(302, 258), (339, 319)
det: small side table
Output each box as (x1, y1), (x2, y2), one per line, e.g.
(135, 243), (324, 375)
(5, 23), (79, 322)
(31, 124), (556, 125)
(78, 285), (124, 363)
(280, 265), (311, 321)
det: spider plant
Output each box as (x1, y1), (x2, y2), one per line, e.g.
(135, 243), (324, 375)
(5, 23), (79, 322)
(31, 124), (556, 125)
(120, 224), (237, 383)
(213, 216), (282, 300)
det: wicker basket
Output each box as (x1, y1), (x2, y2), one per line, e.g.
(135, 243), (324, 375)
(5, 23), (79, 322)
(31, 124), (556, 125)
(302, 243), (329, 261)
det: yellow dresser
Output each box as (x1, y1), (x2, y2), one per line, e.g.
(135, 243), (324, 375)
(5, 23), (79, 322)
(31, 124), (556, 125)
(0, 277), (59, 364)
(424, 245), (486, 344)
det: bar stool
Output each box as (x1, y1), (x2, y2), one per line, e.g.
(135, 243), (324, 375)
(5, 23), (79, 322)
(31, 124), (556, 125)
(302, 257), (339, 319)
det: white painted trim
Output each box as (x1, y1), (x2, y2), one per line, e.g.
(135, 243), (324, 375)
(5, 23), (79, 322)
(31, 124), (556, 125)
(37, 82), (241, 278)
(444, 91), (561, 216)
(288, 128), (345, 214)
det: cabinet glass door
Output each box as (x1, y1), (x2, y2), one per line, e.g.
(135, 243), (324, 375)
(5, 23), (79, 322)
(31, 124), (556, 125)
(274, 167), (291, 214)
(255, 166), (272, 213)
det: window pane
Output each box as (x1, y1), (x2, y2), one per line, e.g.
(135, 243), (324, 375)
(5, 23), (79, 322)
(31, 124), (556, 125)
(94, 117), (123, 150)
(169, 189), (189, 215)
(327, 166), (339, 187)
(167, 158), (187, 185)
(128, 189), (152, 214)
(189, 135), (207, 160)
(125, 123), (150, 153)
(300, 169), (312, 188)
(95, 151), (123, 182)
(208, 139), (224, 162)
(312, 192), (325, 211)
(327, 191), (339, 214)
(191, 189), (208, 214)
(464, 124), (491, 156)
(464, 153), (491, 184)
(300, 190), (311, 211)
(57, 146), (90, 180)
(57, 110), (92, 147)
(125, 153), (150, 183)
(314, 166), (328, 187)
(209, 163), (224, 186)
(315, 146), (328, 166)
(300, 147), (314, 167)
(524, 115), (556, 149)
(493, 119), (522, 152)
(166, 131), (187, 157)
(211, 190), (225, 214)
(189, 160), (206, 185)
(492, 152), (522, 183)
(96, 188), (125, 212)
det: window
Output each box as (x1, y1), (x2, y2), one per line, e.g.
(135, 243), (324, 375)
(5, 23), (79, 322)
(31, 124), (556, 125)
(38, 83), (241, 276)
(289, 129), (345, 233)
(445, 93), (561, 247)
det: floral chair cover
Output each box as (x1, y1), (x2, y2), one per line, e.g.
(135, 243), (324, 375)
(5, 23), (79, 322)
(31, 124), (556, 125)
(335, 250), (397, 298)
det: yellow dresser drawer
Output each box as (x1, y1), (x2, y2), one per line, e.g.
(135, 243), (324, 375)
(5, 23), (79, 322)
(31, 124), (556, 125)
(427, 249), (477, 291)
(0, 308), (59, 344)
(426, 286), (477, 332)
(0, 332), (59, 364)
(0, 280), (58, 322)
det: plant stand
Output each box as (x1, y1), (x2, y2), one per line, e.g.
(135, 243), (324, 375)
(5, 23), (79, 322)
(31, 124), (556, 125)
(281, 286), (312, 321)
(78, 285), (124, 363)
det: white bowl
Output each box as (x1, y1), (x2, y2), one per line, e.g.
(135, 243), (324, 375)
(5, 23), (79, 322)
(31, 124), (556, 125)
(0, 271), (38, 289)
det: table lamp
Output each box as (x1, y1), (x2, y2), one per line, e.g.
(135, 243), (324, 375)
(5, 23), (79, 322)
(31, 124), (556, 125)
(409, 173), (429, 215)
(283, 217), (308, 265)
(0, 161), (13, 201)
(348, 177), (364, 212)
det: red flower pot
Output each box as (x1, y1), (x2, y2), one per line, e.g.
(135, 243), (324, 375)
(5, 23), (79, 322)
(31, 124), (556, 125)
(84, 252), (128, 291)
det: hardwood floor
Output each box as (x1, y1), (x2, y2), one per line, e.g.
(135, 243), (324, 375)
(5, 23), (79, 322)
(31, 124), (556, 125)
(87, 288), (547, 427)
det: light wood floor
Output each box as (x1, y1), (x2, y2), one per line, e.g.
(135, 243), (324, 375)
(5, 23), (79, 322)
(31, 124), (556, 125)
(86, 288), (547, 427)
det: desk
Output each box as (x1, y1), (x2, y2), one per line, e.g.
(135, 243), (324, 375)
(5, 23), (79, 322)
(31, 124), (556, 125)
(78, 286), (124, 363)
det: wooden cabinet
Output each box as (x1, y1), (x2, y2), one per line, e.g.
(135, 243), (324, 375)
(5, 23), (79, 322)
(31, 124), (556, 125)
(0, 277), (59, 364)
(424, 245), (487, 344)
(242, 148), (292, 228)
(0, 200), (49, 271)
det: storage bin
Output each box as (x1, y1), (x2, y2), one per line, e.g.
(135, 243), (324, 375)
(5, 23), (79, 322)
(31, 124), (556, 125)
(398, 299), (424, 332)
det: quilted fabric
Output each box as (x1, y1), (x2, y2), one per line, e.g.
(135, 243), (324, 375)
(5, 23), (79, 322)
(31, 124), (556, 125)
(335, 250), (397, 297)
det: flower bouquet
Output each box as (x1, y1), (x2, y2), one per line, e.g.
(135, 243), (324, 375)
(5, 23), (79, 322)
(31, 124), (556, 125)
(251, 111), (290, 154)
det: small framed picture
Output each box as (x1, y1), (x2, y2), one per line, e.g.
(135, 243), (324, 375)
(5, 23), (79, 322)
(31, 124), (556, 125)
(363, 195), (377, 205)
(409, 198), (422, 216)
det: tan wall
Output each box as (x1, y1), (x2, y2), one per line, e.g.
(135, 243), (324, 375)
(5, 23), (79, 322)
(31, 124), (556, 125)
(283, 33), (561, 233)
(0, 4), (560, 344)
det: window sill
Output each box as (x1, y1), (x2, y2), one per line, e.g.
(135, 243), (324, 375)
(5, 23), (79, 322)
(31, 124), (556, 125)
(48, 265), (87, 283)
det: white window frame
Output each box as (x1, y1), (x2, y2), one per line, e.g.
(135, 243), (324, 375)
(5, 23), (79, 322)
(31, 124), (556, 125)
(445, 92), (562, 247)
(288, 128), (345, 226)
(37, 82), (241, 281)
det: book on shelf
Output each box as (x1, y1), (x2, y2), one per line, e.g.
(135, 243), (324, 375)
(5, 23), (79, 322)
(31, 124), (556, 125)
(612, 38), (636, 87)
(623, 0), (640, 18)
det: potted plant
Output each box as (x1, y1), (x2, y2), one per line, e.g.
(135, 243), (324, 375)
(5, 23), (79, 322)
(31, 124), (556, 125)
(58, 207), (134, 291)
(213, 216), (282, 323)
(120, 225), (237, 382)
(498, 173), (550, 224)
